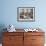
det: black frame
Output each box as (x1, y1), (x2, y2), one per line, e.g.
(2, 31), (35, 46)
(17, 7), (35, 22)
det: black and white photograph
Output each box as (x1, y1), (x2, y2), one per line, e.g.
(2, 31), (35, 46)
(17, 7), (35, 22)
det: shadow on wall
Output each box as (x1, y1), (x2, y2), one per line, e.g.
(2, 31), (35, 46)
(0, 24), (7, 43)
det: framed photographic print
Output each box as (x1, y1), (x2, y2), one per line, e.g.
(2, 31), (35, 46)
(17, 7), (35, 22)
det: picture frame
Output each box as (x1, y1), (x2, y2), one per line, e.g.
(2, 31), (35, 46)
(17, 7), (35, 22)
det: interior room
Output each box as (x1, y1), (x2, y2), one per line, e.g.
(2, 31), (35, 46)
(0, 0), (46, 46)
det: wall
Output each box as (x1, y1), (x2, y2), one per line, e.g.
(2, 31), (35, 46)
(0, 0), (46, 30)
(0, 0), (46, 29)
